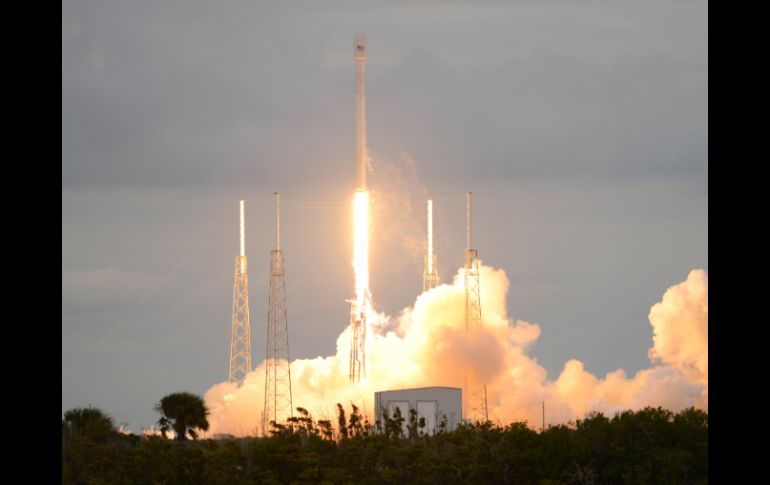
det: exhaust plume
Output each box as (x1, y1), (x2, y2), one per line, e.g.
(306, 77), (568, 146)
(648, 269), (708, 407)
(205, 266), (708, 436)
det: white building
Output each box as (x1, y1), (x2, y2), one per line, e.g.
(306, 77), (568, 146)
(374, 386), (462, 435)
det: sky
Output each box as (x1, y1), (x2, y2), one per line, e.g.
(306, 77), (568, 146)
(62, 0), (707, 431)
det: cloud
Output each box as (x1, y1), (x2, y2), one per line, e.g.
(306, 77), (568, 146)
(62, 0), (707, 432)
(648, 269), (708, 405)
(204, 265), (708, 435)
(62, 1), (706, 190)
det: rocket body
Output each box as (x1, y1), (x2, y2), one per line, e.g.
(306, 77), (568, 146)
(354, 34), (367, 191)
(350, 34), (369, 383)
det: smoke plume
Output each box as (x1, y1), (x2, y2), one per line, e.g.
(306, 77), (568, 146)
(205, 266), (708, 436)
(648, 269), (708, 407)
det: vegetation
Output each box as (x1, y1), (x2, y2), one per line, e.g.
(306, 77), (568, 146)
(62, 398), (707, 485)
(62, 407), (116, 442)
(154, 392), (210, 441)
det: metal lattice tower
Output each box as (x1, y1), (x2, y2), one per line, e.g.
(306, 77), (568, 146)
(423, 199), (440, 292)
(263, 193), (293, 434)
(464, 192), (489, 422)
(349, 298), (367, 383)
(229, 200), (251, 386)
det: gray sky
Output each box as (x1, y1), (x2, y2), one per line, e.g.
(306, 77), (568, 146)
(62, 0), (707, 431)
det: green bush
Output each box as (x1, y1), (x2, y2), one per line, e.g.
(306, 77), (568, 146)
(62, 404), (708, 485)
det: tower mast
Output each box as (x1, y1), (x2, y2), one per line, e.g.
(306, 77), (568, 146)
(229, 200), (251, 386)
(464, 192), (488, 422)
(263, 192), (293, 434)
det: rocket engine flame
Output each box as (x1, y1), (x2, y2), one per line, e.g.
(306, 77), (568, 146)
(349, 190), (372, 383)
(353, 190), (369, 311)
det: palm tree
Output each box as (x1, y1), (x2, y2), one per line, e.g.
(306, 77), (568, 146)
(154, 392), (210, 441)
(62, 407), (115, 441)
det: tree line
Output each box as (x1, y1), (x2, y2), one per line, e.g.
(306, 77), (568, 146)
(62, 392), (707, 484)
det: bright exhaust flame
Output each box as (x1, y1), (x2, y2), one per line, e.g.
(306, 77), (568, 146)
(349, 190), (371, 382)
(353, 190), (369, 311)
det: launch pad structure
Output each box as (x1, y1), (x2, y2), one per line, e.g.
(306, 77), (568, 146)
(221, 34), (500, 432)
(464, 192), (489, 422)
(229, 200), (251, 386)
(344, 35), (489, 413)
(349, 291), (368, 382)
(263, 193), (294, 433)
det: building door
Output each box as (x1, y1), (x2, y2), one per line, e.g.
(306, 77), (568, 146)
(417, 400), (438, 435)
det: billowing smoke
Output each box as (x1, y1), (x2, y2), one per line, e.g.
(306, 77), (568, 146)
(648, 269), (708, 407)
(205, 266), (708, 436)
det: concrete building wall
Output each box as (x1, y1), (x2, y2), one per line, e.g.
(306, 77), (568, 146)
(374, 386), (462, 435)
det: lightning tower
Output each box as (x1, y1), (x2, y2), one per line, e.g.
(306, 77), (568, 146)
(464, 192), (489, 422)
(228, 200), (251, 386)
(423, 199), (440, 291)
(349, 34), (369, 383)
(263, 192), (293, 433)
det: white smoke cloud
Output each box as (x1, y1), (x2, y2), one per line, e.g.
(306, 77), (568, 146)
(648, 269), (708, 407)
(205, 266), (708, 436)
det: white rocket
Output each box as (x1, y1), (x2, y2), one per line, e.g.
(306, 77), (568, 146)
(354, 33), (367, 191)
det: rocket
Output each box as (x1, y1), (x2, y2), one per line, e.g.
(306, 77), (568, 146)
(354, 34), (367, 191)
